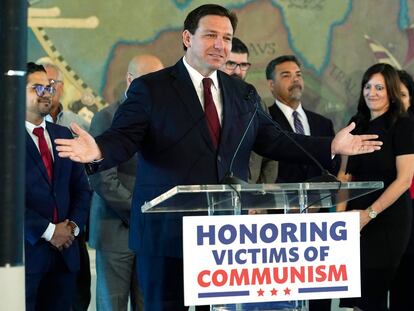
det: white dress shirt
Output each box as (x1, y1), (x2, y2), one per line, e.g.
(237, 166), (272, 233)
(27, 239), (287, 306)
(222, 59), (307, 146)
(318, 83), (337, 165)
(26, 119), (54, 160)
(25, 119), (56, 241)
(183, 56), (223, 124)
(275, 100), (310, 135)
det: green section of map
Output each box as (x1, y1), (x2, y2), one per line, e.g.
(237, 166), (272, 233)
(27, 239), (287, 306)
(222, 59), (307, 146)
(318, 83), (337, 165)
(29, 0), (414, 127)
(275, 0), (351, 72)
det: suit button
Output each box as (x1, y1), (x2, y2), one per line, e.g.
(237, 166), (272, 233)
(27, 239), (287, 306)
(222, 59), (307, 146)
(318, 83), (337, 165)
(217, 155), (221, 162)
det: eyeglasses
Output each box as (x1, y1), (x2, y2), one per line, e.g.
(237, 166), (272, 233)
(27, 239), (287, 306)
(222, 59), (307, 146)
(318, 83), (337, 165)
(28, 84), (56, 97)
(225, 61), (251, 71)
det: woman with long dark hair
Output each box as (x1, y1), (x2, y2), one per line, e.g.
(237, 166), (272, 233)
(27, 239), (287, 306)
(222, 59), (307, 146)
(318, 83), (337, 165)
(337, 63), (414, 310)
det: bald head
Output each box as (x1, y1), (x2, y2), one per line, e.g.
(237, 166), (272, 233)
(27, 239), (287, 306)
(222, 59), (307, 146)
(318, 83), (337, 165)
(126, 54), (164, 87)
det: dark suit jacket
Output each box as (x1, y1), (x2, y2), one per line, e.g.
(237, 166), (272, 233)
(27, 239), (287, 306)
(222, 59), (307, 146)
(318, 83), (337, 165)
(268, 103), (338, 182)
(94, 59), (333, 258)
(88, 101), (137, 252)
(25, 122), (91, 273)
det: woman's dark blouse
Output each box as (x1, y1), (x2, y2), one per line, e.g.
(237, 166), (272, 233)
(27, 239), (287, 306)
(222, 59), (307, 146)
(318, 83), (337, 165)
(340, 109), (414, 309)
(347, 112), (414, 212)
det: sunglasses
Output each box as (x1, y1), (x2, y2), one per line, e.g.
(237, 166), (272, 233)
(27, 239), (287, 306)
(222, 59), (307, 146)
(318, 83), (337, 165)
(28, 84), (56, 97)
(225, 61), (251, 71)
(49, 79), (63, 85)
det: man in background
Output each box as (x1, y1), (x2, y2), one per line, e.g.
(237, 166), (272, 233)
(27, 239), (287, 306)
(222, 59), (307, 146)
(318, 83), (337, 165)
(266, 55), (338, 183)
(37, 58), (90, 131)
(220, 37), (277, 183)
(25, 62), (91, 311)
(88, 54), (164, 311)
(37, 58), (92, 311)
(266, 54), (337, 310)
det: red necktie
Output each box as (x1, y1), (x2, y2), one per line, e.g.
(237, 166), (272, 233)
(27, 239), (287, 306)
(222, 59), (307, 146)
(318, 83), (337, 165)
(202, 78), (221, 148)
(33, 127), (58, 223)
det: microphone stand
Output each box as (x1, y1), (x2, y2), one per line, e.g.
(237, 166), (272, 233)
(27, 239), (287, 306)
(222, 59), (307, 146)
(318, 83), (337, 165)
(221, 86), (258, 185)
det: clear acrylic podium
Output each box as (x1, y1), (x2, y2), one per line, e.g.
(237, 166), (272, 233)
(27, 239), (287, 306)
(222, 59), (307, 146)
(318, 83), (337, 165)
(141, 181), (383, 311)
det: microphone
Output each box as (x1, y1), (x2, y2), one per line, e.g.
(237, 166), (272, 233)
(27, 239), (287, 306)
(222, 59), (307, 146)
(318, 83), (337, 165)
(221, 87), (258, 185)
(221, 87), (341, 212)
(222, 85), (340, 187)
(257, 109), (340, 183)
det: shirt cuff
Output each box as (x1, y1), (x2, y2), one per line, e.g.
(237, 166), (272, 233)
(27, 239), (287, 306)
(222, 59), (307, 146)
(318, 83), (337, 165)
(41, 223), (56, 241)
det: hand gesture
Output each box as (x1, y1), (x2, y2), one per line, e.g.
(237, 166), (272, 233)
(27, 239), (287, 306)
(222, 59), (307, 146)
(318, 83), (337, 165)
(55, 123), (102, 163)
(331, 122), (382, 156)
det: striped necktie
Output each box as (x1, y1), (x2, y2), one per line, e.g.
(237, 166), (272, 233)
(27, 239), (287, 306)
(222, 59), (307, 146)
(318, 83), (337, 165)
(292, 110), (304, 135)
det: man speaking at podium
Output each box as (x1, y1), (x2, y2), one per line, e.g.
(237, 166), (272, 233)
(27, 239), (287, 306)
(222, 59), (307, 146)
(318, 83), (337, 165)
(55, 4), (381, 311)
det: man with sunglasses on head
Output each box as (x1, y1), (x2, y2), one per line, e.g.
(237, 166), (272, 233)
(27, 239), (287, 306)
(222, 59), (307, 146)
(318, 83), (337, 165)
(220, 37), (277, 183)
(37, 58), (90, 132)
(24, 62), (91, 311)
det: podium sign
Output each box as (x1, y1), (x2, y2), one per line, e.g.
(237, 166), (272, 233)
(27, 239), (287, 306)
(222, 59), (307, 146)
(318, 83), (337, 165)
(183, 212), (360, 306)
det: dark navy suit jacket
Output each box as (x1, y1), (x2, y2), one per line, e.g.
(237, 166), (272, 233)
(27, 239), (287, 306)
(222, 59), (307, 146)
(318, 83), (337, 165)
(25, 122), (91, 274)
(94, 59), (333, 258)
(268, 103), (339, 182)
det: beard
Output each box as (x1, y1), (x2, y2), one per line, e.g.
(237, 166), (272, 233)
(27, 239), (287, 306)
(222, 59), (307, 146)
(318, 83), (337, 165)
(289, 85), (302, 101)
(231, 73), (244, 80)
(38, 98), (52, 116)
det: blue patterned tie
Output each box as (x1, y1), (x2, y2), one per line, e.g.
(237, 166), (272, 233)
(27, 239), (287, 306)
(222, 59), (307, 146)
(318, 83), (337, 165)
(292, 110), (304, 134)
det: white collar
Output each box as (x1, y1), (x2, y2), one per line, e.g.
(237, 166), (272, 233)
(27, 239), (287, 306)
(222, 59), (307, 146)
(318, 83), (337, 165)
(275, 100), (306, 118)
(26, 118), (47, 133)
(183, 56), (219, 91)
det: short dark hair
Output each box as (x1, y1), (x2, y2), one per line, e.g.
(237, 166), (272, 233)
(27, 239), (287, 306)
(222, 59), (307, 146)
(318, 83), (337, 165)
(183, 4), (238, 51)
(27, 62), (46, 76)
(398, 70), (414, 115)
(231, 37), (249, 56)
(265, 55), (302, 80)
(353, 63), (404, 126)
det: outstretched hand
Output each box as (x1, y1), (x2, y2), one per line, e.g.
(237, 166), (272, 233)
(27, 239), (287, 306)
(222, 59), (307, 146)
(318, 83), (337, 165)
(331, 122), (382, 156)
(55, 123), (102, 163)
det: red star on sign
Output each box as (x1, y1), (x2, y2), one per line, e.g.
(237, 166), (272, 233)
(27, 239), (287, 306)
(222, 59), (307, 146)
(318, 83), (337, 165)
(257, 289), (264, 296)
(283, 287), (291, 295)
(270, 288), (278, 296)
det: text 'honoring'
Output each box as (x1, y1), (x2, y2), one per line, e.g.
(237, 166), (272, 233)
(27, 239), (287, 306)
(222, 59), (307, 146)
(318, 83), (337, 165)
(183, 213), (361, 306)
